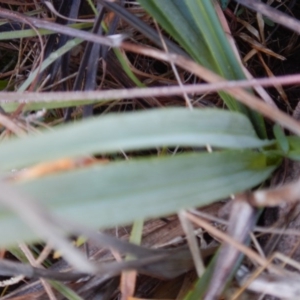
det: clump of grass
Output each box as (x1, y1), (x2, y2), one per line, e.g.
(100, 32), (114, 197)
(0, 0), (300, 299)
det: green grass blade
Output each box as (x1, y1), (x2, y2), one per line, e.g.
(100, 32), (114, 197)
(113, 48), (146, 87)
(129, 219), (144, 245)
(285, 136), (300, 160)
(2, 100), (99, 113)
(136, 1), (215, 69)
(49, 281), (84, 300)
(184, 250), (218, 300)
(137, 0), (266, 138)
(0, 108), (273, 170)
(18, 38), (83, 93)
(0, 23), (93, 40)
(187, 1), (244, 80)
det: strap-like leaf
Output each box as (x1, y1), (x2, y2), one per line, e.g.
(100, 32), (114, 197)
(0, 150), (275, 245)
(0, 108), (273, 170)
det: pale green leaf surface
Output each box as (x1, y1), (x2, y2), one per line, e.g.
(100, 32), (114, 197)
(0, 151), (275, 245)
(0, 109), (273, 170)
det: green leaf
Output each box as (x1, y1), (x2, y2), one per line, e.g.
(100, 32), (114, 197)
(2, 37), (85, 112)
(137, 0), (266, 138)
(2, 100), (98, 113)
(0, 23), (93, 41)
(263, 17), (275, 27)
(0, 108), (273, 170)
(273, 124), (289, 154)
(49, 281), (84, 300)
(0, 150), (275, 245)
(184, 251), (218, 300)
(18, 38), (83, 93)
(286, 136), (300, 160)
(0, 80), (9, 90)
(220, 0), (229, 10)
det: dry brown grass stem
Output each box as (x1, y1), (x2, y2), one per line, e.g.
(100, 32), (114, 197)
(185, 211), (282, 274)
(252, 179), (300, 207)
(3, 57), (300, 134)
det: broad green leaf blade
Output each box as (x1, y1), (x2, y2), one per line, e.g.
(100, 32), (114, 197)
(0, 151), (275, 245)
(137, 0), (266, 138)
(0, 108), (273, 170)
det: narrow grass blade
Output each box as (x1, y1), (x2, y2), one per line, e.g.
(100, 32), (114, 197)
(2, 100), (100, 113)
(49, 281), (84, 300)
(137, 0), (266, 138)
(184, 251), (218, 300)
(0, 23), (92, 40)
